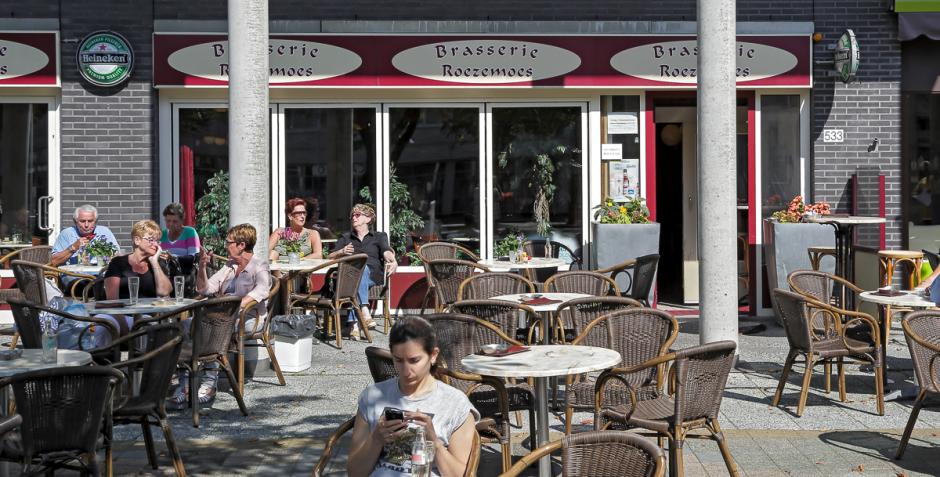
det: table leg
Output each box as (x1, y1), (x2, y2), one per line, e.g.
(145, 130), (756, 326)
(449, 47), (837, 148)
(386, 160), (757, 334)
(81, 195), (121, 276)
(534, 376), (551, 477)
(281, 274), (294, 316)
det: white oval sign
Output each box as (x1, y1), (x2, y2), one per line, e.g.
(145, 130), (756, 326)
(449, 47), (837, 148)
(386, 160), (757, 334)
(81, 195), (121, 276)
(392, 40), (581, 84)
(0, 40), (49, 81)
(168, 39), (361, 84)
(610, 40), (797, 84)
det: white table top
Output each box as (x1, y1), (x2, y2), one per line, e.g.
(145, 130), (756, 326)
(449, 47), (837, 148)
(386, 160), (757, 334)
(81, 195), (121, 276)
(859, 290), (936, 308)
(0, 349), (92, 377)
(0, 243), (32, 250)
(269, 258), (330, 272)
(805, 215), (886, 226)
(88, 297), (199, 315)
(479, 257), (568, 270)
(461, 345), (621, 378)
(60, 264), (105, 274)
(491, 293), (592, 312)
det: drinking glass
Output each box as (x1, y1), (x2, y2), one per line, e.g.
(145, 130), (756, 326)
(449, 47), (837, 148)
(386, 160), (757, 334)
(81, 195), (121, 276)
(290, 307), (305, 316)
(41, 329), (57, 363)
(128, 276), (140, 305)
(174, 275), (185, 303)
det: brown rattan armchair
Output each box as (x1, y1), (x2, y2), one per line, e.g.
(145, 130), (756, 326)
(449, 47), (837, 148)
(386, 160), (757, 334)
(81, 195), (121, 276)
(96, 322), (187, 476)
(0, 245), (51, 268)
(365, 346), (397, 383)
(553, 296), (643, 343)
(7, 296), (120, 361)
(0, 288), (23, 349)
(367, 267), (392, 332)
(0, 366), (125, 476)
(596, 340), (739, 477)
(522, 239), (582, 269)
(418, 241), (481, 312)
(290, 254), (372, 348)
(544, 270), (620, 296)
(232, 274), (285, 396)
(451, 299), (540, 345)
(500, 430), (666, 477)
(457, 272), (536, 301)
(770, 289), (884, 416)
(426, 259), (490, 312)
(596, 253), (660, 306)
(563, 307), (677, 434)
(10, 259), (95, 302)
(788, 269), (863, 311)
(427, 313), (535, 472)
(896, 310), (940, 459)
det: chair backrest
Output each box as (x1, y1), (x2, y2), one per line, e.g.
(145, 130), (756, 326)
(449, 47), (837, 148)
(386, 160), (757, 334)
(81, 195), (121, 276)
(787, 269), (861, 310)
(450, 299), (536, 342)
(771, 289), (815, 352)
(10, 259), (48, 305)
(628, 254), (660, 303)
(332, 254), (369, 303)
(13, 246), (52, 266)
(1, 366), (124, 459)
(574, 308), (677, 387)
(418, 242), (479, 263)
(671, 340), (737, 424)
(544, 271), (619, 296)
(6, 296), (45, 348)
(189, 295), (243, 359)
(457, 272), (535, 301)
(426, 313), (520, 393)
(365, 346), (398, 383)
(902, 310), (940, 393)
(116, 322), (184, 411)
(426, 259), (490, 307)
(561, 430), (666, 477)
(555, 296), (642, 342)
(523, 240), (582, 265)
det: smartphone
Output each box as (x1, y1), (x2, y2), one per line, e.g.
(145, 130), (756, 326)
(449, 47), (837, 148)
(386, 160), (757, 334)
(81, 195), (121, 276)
(384, 407), (404, 422)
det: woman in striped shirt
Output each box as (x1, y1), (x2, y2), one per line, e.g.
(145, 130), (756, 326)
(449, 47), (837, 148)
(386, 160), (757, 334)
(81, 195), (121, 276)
(159, 202), (201, 273)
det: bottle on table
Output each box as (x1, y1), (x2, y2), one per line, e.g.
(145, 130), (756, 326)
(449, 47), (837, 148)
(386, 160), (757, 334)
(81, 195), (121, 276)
(411, 425), (430, 477)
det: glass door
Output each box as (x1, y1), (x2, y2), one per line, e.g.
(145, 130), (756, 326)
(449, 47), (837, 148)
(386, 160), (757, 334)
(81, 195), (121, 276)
(0, 100), (56, 246)
(486, 103), (587, 260)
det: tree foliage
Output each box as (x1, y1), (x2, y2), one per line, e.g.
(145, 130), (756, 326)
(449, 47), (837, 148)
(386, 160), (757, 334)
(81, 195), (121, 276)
(195, 170), (230, 255)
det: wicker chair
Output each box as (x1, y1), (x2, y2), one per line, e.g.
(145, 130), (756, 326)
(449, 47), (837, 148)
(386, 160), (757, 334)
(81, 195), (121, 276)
(788, 269), (863, 311)
(418, 242), (481, 312)
(522, 239), (582, 269)
(562, 307), (677, 434)
(7, 296), (121, 362)
(368, 267), (392, 332)
(544, 271), (620, 296)
(597, 341), (739, 477)
(457, 272), (535, 301)
(10, 259), (95, 303)
(232, 274), (285, 396)
(0, 245), (51, 268)
(451, 299), (540, 345)
(897, 310), (940, 459)
(95, 322), (187, 476)
(426, 259), (490, 312)
(427, 313), (535, 472)
(596, 253), (660, 306)
(770, 289), (884, 417)
(175, 295), (249, 427)
(0, 366), (125, 476)
(365, 346), (397, 383)
(554, 296), (643, 343)
(500, 430), (666, 477)
(0, 288), (23, 349)
(290, 254), (372, 348)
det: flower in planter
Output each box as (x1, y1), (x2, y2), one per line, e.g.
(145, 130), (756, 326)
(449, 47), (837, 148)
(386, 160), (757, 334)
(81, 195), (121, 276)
(592, 197), (651, 225)
(278, 228), (306, 256)
(771, 195), (831, 223)
(85, 235), (117, 259)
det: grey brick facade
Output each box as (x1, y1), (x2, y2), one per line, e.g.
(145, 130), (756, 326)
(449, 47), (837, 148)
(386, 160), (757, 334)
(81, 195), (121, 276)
(0, 0), (905, 252)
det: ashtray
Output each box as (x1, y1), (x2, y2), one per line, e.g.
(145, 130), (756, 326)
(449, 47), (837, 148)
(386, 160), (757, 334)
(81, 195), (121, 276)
(479, 344), (509, 355)
(0, 349), (23, 361)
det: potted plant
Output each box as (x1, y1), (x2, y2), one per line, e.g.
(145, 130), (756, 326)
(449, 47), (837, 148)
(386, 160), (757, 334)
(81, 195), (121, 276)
(763, 195), (836, 321)
(277, 229), (306, 264)
(195, 170), (230, 256)
(85, 235), (117, 266)
(494, 232), (525, 262)
(591, 197), (659, 303)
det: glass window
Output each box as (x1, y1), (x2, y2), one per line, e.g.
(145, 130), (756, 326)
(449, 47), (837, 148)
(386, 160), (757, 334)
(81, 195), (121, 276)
(283, 108), (376, 240)
(491, 106), (583, 253)
(601, 96), (640, 200)
(905, 93), (940, 252)
(388, 107), (481, 257)
(179, 108), (229, 207)
(760, 95), (802, 219)
(0, 103), (48, 244)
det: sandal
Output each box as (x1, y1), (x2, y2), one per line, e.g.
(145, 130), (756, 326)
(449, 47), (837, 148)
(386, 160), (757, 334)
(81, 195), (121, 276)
(165, 386), (189, 411)
(197, 384), (217, 407)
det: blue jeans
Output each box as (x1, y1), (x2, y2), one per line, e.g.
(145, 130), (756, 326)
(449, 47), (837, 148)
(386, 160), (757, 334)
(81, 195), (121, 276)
(349, 265), (376, 323)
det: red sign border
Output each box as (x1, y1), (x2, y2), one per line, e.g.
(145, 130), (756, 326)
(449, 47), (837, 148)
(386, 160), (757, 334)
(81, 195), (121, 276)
(0, 31), (60, 87)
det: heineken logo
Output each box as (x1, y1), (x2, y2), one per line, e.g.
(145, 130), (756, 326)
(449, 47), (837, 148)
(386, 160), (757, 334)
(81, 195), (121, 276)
(77, 31), (133, 86)
(833, 29), (859, 84)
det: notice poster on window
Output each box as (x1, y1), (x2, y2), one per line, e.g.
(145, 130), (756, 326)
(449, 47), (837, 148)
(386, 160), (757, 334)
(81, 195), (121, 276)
(607, 112), (638, 135)
(601, 143), (623, 160)
(608, 161), (625, 200)
(623, 159), (639, 198)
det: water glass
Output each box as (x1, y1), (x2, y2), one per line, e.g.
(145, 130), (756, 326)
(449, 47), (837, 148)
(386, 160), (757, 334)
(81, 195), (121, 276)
(290, 307), (305, 316)
(41, 329), (57, 363)
(288, 252), (300, 265)
(174, 275), (185, 303)
(128, 276), (140, 305)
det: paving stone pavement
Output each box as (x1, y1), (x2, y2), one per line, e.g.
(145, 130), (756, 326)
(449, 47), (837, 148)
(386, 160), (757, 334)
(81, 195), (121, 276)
(19, 314), (940, 475)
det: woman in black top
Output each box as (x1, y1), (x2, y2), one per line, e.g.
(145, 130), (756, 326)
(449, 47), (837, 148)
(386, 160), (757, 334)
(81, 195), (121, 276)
(104, 219), (172, 300)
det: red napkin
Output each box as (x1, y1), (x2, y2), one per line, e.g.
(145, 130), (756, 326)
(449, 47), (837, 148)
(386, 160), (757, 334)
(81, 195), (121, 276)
(522, 297), (562, 306)
(93, 301), (125, 309)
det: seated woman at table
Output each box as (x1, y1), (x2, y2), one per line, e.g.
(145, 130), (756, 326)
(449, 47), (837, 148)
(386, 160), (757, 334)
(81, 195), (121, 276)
(348, 316), (477, 477)
(330, 204), (397, 339)
(268, 197), (323, 262)
(104, 219), (172, 301)
(168, 223), (270, 409)
(159, 202), (201, 275)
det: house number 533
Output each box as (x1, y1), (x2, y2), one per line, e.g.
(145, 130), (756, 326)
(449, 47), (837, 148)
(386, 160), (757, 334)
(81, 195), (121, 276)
(822, 129), (844, 143)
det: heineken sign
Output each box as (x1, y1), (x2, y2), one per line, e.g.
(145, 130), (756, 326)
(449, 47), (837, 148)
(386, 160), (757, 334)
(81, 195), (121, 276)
(77, 31), (133, 86)
(833, 29), (859, 83)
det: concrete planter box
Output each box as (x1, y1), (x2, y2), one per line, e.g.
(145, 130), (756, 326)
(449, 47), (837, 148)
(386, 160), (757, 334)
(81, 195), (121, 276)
(762, 219), (835, 324)
(591, 222), (660, 304)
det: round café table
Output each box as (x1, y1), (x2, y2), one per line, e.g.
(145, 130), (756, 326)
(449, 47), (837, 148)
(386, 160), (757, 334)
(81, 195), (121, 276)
(59, 264), (106, 275)
(805, 215), (885, 308)
(462, 345), (621, 477)
(478, 257), (569, 272)
(859, 290), (936, 399)
(88, 297), (199, 316)
(270, 259), (331, 314)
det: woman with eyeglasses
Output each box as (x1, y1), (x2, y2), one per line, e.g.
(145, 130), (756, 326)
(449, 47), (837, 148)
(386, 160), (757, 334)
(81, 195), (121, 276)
(268, 197), (323, 262)
(104, 219), (172, 301)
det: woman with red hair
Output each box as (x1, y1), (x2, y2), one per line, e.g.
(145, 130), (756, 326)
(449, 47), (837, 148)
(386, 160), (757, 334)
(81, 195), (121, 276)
(268, 197), (323, 262)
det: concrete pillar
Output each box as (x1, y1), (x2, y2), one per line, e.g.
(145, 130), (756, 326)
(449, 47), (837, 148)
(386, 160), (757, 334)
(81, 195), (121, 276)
(697, 0), (739, 346)
(228, 0), (270, 258)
